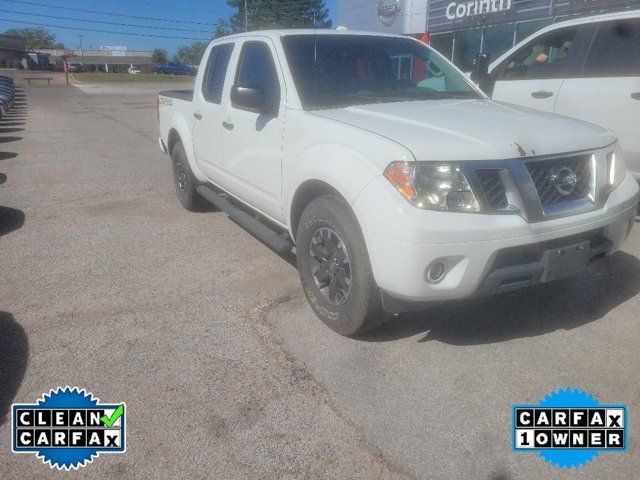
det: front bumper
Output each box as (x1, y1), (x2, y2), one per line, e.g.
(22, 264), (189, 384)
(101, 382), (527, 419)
(353, 173), (639, 305)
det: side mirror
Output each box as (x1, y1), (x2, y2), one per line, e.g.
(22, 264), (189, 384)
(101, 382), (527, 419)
(231, 84), (269, 114)
(470, 52), (490, 85)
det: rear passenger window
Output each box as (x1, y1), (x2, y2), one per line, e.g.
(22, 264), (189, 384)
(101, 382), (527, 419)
(583, 20), (640, 77)
(202, 43), (234, 104)
(235, 42), (280, 111)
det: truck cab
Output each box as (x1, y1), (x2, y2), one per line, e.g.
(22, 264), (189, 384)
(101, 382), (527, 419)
(159, 30), (639, 336)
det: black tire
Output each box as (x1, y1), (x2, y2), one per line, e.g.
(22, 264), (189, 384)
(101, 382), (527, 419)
(170, 140), (206, 212)
(296, 194), (387, 336)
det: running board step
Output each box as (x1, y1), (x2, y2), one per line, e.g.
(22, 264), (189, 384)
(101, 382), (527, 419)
(196, 185), (293, 254)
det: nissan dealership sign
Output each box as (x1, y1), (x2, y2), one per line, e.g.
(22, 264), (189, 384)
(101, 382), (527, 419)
(428, 0), (637, 33)
(445, 0), (512, 21)
(428, 0), (550, 32)
(378, 0), (402, 26)
(338, 0), (636, 35)
(338, 0), (427, 34)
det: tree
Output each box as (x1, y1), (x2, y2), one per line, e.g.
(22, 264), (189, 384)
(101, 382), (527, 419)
(4, 27), (64, 49)
(213, 19), (233, 39)
(152, 48), (169, 65)
(174, 41), (208, 66)
(226, 0), (331, 32)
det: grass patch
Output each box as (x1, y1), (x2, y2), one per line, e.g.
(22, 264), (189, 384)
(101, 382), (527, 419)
(72, 73), (195, 83)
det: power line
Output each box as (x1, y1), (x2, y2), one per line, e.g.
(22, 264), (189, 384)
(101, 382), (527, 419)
(94, 0), (224, 16)
(0, 8), (214, 33)
(4, 0), (218, 26)
(233, 1), (332, 16)
(0, 18), (211, 40)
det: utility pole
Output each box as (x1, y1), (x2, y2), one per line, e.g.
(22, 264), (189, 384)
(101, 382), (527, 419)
(78, 34), (85, 67)
(63, 57), (69, 85)
(244, 0), (248, 32)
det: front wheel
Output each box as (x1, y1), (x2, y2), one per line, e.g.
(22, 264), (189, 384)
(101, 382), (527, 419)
(296, 195), (387, 336)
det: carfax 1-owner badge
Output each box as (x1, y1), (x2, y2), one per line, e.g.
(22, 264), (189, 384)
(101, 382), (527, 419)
(513, 387), (628, 469)
(11, 387), (126, 470)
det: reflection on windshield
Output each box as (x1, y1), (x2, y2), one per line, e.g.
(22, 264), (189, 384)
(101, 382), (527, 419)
(281, 34), (480, 110)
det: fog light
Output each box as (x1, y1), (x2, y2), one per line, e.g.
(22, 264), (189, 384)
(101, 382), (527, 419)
(426, 260), (447, 284)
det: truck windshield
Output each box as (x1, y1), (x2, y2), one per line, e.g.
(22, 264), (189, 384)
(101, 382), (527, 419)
(281, 34), (480, 110)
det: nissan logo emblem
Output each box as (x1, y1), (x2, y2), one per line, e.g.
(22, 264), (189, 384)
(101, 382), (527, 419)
(378, 0), (401, 26)
(550, 166), (578, 196)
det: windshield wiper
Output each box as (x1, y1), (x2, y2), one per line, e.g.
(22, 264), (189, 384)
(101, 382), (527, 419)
(414, 91), (479, 100)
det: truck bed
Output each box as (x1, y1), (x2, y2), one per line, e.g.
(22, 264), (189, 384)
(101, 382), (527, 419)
(159, 89), (193, 102)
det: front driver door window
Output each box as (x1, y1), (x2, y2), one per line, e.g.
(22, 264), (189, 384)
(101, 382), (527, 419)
(492, 27), (580, 111)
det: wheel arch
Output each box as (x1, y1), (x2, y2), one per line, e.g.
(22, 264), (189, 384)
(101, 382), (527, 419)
(289, 180), (347, 242)
(164, 116), (207, 183)
(167, 128), (181, 155)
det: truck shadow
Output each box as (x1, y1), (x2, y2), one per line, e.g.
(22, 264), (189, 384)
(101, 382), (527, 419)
(0, 312), (29, 426)
(0, 127), (25, 134)
(0, 206), (25, 236)
(359, 251), (640, 345)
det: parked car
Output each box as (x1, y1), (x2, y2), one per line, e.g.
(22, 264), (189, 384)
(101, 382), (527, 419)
(158, 30), (639, 336)
(471, 9), (640, 180)
(128, 64), (141, 75)
(0, 75), (16, 119)
(154, 62), (192, 75)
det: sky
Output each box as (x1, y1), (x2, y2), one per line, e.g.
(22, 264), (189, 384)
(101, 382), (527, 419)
(0, 0), (339, 54)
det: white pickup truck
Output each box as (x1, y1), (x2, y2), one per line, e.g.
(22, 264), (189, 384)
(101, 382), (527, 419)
(158, 30), (639, 336)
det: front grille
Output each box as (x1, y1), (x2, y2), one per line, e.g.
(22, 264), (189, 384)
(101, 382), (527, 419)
(476, 169), (508, 209)
(525, 155), (591, 207)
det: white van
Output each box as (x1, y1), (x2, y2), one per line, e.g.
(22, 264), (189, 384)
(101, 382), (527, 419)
(473, 10), (640, 179)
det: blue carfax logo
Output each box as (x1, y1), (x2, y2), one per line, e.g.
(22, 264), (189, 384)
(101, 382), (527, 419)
(512, 387), (628, 469)
(12, 387), (126, 470)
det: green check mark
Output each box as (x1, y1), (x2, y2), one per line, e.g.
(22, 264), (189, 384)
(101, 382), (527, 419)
(101, 404), (124, 427)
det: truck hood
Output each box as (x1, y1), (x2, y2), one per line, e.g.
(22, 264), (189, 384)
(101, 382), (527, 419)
(310, 99), (615, 161)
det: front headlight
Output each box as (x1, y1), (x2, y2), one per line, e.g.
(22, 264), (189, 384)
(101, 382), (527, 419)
(384, 161), (481, 212)
(607, 145), (626, 190)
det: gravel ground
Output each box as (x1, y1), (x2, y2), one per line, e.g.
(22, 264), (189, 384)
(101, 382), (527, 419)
(1, 78), (639, 479)
(0, 82), (404, 479)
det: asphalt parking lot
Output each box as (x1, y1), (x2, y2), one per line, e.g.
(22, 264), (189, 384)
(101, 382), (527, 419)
(1, 77), (639, 479)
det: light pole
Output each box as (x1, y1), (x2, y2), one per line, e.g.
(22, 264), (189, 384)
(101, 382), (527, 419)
(244, 0), (248, 32)
(78, 35), (84, 64)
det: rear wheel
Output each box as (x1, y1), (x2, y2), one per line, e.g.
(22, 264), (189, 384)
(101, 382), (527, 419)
(170, 140), (205, 211)
(296, 195), (387, 336)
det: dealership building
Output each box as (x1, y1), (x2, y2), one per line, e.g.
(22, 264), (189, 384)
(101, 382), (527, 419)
(338, 0), (638, 69)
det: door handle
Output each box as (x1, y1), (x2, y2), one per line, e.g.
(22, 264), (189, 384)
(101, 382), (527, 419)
(193, 112), (202, 120)
(531, 90), (554, 99)
(631, 92), (640, 100)
(222, 120), (234, 131)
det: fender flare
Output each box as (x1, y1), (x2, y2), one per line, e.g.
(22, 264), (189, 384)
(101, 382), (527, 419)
(166, 114), (207, 183)
(284, 143), (381, 240)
